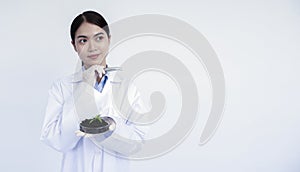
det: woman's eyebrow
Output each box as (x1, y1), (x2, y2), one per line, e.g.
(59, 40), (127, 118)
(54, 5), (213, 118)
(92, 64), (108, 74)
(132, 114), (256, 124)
(76, 35), (88, 39)
(76, 32), (104, 39)
(93, 32), (104, 37)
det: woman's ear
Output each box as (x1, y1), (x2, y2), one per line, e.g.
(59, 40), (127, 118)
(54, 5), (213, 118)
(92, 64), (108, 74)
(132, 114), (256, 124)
(108, 35), (111, 45)
(71, 41), (77, 52)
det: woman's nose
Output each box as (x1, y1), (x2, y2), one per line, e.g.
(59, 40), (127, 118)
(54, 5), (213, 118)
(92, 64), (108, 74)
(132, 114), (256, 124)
(88, 40), (97, 52)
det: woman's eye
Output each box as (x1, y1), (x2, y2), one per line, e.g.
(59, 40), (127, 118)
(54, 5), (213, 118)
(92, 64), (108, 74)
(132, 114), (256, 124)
(96, 36), (104, 41)
(78, 39), (87, 44)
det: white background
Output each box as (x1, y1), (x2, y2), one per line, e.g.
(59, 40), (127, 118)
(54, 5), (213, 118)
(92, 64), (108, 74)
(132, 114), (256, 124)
(0, 0), (299, 171)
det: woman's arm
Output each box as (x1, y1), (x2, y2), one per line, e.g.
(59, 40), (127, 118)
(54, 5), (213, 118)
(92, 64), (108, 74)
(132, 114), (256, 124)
(40, 80), (81, 152)
(90, 84), (149, 156)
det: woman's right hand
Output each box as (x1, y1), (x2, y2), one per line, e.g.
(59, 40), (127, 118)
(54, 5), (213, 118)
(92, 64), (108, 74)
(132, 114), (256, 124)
(82, 65), (105, 87)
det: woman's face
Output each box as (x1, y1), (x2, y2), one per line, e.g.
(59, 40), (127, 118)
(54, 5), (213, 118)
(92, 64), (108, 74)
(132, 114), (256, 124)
(73, 22), (110, 69)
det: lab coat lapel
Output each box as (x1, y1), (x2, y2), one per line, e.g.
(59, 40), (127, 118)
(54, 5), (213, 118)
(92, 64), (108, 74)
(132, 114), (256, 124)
(93, 79), (113, 116)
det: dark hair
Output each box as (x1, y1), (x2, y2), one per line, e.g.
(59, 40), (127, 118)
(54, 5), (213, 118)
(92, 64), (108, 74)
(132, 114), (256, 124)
(70, 10), (110, 43)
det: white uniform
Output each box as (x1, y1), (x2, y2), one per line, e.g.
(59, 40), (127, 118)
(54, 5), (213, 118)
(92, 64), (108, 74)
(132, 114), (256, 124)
(40, 69), (147, 172)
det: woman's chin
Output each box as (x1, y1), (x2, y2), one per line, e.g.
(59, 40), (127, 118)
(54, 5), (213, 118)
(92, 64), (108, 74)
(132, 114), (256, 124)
(84, 62), (105, 68)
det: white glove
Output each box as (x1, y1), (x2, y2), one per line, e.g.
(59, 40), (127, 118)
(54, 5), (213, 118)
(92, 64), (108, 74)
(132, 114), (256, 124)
(82, 65), (105, 87)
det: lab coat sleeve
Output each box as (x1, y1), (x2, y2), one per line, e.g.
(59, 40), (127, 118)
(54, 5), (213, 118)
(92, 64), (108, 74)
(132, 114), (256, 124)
(90, 85), (150, 156)
(40, 80), (80, 152)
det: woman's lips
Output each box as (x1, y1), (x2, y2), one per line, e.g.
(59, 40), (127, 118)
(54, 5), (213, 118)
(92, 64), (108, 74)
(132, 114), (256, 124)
(87, 54), (100, 59)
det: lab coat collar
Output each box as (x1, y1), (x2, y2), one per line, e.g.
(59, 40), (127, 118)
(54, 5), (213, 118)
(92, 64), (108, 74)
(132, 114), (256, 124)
(71, 69), (83, 83)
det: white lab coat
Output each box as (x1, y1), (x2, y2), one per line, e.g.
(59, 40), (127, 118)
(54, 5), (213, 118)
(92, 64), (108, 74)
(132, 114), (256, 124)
(40, 69), (148, 172)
